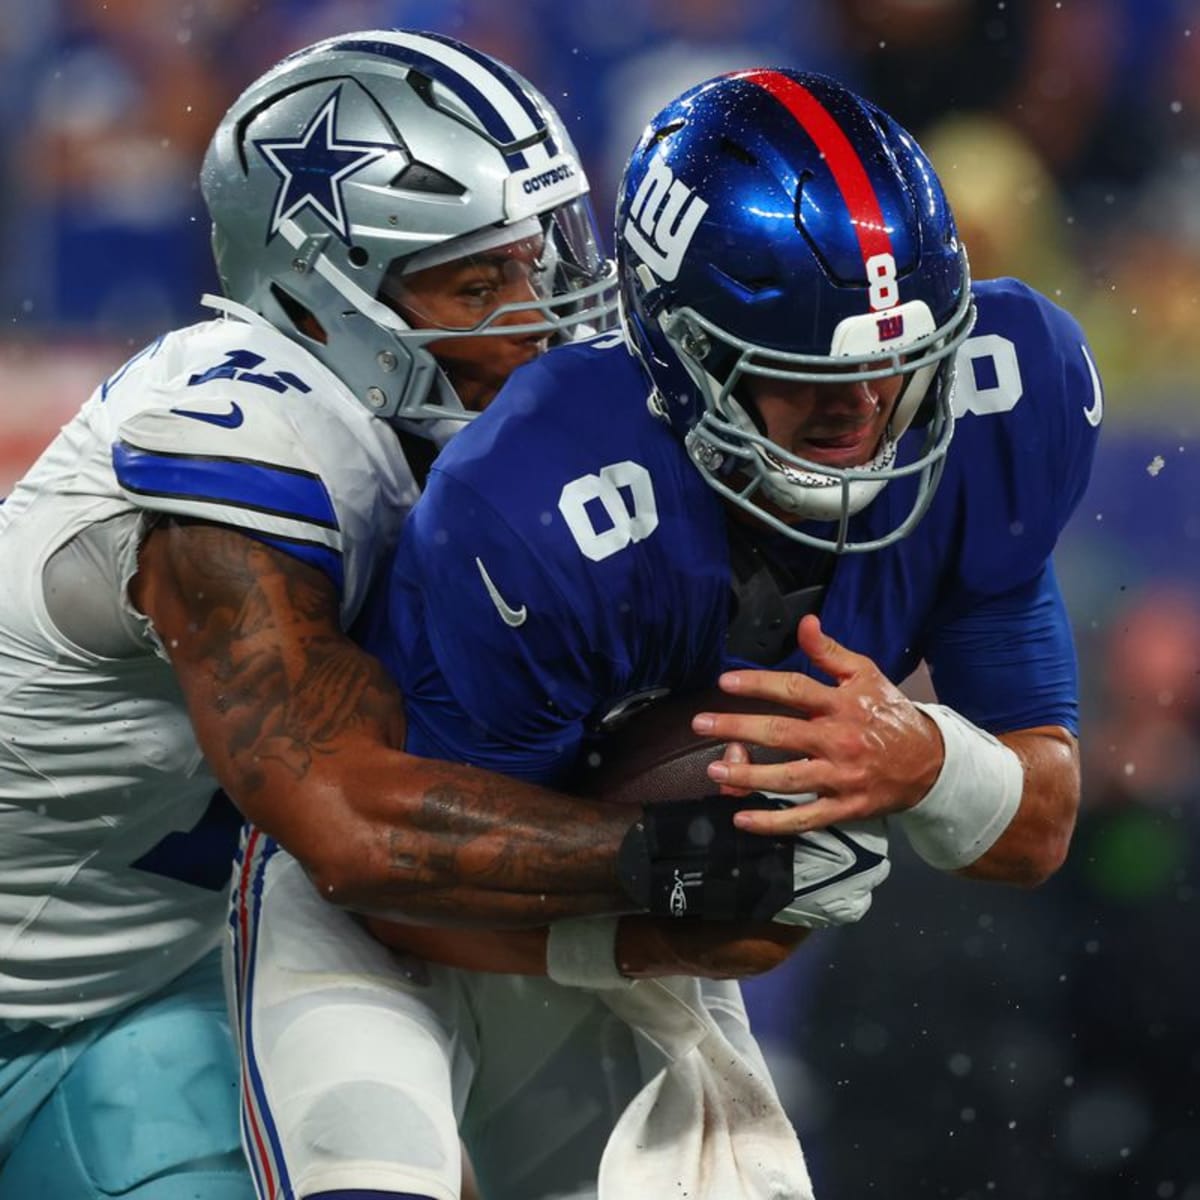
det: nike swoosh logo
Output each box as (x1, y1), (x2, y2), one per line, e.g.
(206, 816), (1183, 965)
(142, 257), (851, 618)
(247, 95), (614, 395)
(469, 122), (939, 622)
(475, 557), (527, 628)
(1081, 346), (1103, 427)
(789, 826), (887, 899)
(170, 401), (245, 429)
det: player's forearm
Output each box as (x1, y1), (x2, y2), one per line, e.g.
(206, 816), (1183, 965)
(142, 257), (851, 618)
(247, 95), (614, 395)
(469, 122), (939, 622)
(298, 751), (635, 924)
(211, 712), (634, 922)
(955, 726), (1080, 886)
(137, 521), (633, 922)
(213, 659), (634, 921)
(198, 639), (634, 920)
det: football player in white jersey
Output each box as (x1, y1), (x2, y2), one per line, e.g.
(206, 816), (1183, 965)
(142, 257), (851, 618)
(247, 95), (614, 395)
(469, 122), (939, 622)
(0, 30), (627, 1200)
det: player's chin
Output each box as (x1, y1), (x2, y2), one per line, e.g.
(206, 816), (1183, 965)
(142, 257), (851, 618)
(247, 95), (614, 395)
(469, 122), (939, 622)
(478, 341), (543, 387)
(508, 336), (548, 365)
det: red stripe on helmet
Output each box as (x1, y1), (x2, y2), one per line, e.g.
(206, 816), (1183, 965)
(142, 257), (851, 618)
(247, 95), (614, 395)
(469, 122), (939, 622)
(736, 69), (893, 279)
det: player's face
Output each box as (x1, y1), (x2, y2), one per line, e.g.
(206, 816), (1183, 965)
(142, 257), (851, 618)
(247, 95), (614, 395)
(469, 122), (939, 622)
(383, 234), (550, 412)
(743, 370), (907, 470)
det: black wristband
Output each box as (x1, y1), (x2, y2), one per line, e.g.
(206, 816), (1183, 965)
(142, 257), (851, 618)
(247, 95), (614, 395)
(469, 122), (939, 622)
(616, 794), (795, 920)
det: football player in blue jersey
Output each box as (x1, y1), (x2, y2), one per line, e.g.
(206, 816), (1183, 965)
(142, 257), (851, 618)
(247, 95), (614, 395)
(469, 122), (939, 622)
(306, 66), (1097, 1198)
(370, 65), (1098, 950)
(0, 30), (637, 1200)
(222, 63), (1100, 1200)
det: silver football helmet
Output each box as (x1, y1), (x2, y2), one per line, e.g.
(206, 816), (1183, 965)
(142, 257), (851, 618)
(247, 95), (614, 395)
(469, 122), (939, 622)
(201, 30), (616, 428)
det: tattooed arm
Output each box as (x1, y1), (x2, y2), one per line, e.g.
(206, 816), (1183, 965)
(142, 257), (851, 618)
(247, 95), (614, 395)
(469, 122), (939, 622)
(131, 519), (633, 927)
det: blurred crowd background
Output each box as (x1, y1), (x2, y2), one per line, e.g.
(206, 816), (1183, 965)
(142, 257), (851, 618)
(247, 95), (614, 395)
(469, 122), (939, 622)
(1, 1), (1196, 1196)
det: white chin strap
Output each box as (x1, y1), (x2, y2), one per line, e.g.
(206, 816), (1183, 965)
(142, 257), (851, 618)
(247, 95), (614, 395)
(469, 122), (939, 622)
(722, 397), (896, 521)
(757, 442), (894, 521)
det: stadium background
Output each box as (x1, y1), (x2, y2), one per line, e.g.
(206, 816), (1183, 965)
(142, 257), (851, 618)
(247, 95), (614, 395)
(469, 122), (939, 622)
(0, 1), (1195, 1195)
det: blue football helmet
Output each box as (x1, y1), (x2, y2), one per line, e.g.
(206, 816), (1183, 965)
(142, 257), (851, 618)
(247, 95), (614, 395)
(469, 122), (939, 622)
(617, 68), (975, 552)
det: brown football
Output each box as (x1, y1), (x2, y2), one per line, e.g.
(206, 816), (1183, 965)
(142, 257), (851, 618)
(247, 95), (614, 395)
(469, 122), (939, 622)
(367, 687), (806, 974)
(570, 687), (793, 805)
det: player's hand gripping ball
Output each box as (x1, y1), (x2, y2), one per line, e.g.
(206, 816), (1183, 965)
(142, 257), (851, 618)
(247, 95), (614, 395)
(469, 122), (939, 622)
(576, 688), (890, 928)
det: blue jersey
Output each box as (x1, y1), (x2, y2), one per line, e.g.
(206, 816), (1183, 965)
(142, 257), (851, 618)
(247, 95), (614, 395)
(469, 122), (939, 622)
(362, 278), (1100, 786)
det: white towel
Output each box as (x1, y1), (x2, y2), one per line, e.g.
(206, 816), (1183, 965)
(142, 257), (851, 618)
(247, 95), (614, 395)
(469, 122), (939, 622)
(596, 977), (815, 1200)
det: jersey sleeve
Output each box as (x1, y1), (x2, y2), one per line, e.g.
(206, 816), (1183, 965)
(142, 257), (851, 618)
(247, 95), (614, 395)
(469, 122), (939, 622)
(915, 283), (1099, 732)
(924, 560), (1080, 735)
(112, 399), (348, 592)
(951, 279), (1102, 598)
(1031, 285), (1102, 531)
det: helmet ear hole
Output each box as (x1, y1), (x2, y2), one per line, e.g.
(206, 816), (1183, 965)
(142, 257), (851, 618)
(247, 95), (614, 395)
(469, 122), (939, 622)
(348, 246), (370, 268)
(720, 136), (758, 167)
(270, 283), (326, 344)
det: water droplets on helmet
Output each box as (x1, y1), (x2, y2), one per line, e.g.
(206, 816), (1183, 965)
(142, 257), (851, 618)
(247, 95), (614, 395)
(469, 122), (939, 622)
(617, 68), (975, 553)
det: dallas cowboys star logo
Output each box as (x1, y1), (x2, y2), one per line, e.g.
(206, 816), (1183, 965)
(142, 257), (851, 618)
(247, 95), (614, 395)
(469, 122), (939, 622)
(255, 88), (394, 244)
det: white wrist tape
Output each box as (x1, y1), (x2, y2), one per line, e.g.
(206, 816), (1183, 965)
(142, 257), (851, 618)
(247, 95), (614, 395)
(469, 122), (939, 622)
(546, 916), (632, 990)
(897, 703), (1024, 870)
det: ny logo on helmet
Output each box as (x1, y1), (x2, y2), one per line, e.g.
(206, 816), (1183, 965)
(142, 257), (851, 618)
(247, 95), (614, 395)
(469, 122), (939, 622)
(623, 158), (709, 283)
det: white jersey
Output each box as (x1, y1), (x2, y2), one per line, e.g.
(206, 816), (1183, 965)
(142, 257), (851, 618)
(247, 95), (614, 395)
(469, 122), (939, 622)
(0, 302), (416, 1027)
